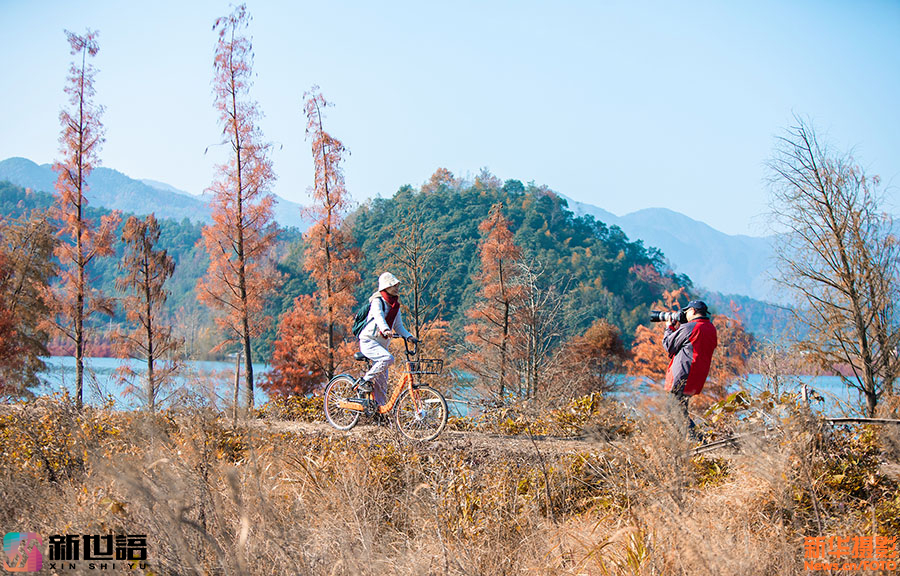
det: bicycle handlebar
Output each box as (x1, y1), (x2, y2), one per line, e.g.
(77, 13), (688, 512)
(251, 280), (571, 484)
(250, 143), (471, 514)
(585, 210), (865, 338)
(381, 333), (419, 358)
(402, 336), (418, 358)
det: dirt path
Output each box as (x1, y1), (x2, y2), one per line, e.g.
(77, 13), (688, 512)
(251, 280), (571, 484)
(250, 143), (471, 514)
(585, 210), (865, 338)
(249, 418), (604, 458)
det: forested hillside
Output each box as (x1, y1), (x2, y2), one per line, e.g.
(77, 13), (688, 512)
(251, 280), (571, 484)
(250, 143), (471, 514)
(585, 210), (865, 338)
(350, 176), (687, 341)
(0, 181), (302, 360)
(2, 173), (781, 364)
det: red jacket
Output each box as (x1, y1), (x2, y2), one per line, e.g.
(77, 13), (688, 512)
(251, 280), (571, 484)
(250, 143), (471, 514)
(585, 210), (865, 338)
(663, 317), (717, 396)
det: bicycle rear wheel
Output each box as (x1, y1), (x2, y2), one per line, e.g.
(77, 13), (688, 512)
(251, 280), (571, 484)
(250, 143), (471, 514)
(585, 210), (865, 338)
(394, 386), (448, 441)
(324, 375), (361, 430)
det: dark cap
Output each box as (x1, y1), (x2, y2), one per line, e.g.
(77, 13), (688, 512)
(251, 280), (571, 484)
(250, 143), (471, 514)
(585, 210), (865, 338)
(682, 300), (709, 316)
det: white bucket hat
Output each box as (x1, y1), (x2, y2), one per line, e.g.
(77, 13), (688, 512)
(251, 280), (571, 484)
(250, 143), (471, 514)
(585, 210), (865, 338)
(377, 272), (400, 292)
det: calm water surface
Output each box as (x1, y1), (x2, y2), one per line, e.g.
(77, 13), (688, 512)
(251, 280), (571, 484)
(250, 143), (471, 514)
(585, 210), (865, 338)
(37, 357), (863, 417)
(37, 356), (270, 410)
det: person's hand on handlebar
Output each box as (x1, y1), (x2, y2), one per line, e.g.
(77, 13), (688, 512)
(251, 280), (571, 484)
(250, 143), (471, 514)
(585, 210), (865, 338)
(380, 329), (396, 339)
(407, 335), (419, 344)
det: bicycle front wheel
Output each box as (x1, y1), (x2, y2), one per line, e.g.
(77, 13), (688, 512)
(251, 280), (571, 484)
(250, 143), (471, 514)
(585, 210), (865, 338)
(394, 386), (448, 441)
(324, 375), (361, 431)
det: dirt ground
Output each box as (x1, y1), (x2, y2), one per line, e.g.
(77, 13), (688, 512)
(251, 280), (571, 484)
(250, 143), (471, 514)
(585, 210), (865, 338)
(249, 417), (604, 459)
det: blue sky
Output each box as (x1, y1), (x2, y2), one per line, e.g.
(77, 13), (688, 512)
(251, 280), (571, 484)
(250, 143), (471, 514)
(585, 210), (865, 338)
(1, 0), (898, 236)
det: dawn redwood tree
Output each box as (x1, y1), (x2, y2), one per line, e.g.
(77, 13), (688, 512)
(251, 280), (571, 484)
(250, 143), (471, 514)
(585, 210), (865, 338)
(459, 203), (525, 401)
(265, 294), (333, 395)
(300, 87), (359, 379)
(0, 252), (16, 389)
(49, 29), (120, 410)
(0, 211), (56, 396)
(199, 4), (278, 411)
(625, 324), (669, 381)
(114, 215), (182, 411)
(768, 117), (900, 417)
(703, 306), (755, 402)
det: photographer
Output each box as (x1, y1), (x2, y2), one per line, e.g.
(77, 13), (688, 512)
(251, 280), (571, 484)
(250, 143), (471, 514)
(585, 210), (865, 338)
(661, 300), (718, 436)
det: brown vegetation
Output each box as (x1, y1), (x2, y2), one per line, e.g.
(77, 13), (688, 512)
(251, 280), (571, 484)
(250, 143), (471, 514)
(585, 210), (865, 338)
(2, 390), (898, 575)
(113, 215), (181, 411)
(0, 211), (56, 393)
(768, 116), (900, 416)
(458, 203), (525, 401)
(265, 87), (360, 396)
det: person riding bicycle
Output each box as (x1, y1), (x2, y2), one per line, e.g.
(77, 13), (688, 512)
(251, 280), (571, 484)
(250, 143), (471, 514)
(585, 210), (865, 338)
(357, 272), (418, 406)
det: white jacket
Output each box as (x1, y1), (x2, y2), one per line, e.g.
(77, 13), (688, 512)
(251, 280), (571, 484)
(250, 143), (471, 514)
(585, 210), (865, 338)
(359, 292), (412, 345)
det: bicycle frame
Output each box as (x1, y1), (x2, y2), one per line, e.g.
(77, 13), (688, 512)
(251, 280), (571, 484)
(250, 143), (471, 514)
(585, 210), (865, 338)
(336, 338), (421, 414)
(377, 370), (416, 414)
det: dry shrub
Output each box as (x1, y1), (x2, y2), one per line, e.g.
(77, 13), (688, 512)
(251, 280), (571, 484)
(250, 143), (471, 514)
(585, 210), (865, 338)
(451, 393), (634, 440)
(255, 393), (323, 421)
(1, 390), (898, 575)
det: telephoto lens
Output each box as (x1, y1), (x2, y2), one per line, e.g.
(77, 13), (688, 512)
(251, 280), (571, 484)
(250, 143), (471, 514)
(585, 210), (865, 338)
(649, 310), (687, 323)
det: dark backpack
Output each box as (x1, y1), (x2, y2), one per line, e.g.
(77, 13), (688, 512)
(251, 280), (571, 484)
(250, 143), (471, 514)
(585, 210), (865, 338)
(351, 297), (385, 338)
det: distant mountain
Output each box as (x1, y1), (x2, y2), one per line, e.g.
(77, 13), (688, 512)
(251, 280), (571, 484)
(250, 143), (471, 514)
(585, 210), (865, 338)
(139, 178), (187, 195)
(560, 194), (777, 303)
(0, 157), (309, 229)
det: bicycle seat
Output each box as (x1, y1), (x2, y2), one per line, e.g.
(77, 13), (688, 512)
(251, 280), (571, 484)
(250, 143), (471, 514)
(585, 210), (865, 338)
(354, 352), (369, 362)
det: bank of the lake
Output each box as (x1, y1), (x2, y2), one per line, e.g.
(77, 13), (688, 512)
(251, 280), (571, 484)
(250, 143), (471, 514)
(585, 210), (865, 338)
(34, 356), (868, 417)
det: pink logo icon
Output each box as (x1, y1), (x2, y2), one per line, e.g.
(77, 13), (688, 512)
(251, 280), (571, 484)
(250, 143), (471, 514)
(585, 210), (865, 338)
(3, 533), (43, 572)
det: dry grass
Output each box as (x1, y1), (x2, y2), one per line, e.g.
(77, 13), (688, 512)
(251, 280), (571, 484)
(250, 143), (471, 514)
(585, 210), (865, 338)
(1, 389), (898, 575)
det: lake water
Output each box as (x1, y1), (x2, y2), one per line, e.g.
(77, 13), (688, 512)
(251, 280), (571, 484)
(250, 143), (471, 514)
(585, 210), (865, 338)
(36, 356), (270, 410)
(614, 373), (864, 417)
(36, 356), (864, 417)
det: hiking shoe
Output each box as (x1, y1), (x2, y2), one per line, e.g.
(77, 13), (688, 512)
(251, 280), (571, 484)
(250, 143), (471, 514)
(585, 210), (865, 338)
(356, 379), (373, 393)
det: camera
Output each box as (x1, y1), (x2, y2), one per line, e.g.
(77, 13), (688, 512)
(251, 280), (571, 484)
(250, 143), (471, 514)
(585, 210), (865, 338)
(650, 310), (687, 324)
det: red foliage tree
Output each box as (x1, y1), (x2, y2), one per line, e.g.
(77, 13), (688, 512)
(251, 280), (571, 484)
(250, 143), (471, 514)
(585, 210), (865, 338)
(265, 294), (360, 395)
(114, 215), (182, 411)
(565, 318), (627, 395)
(198, 4), (278, 411)
(0, 212), (56, 396)
(265, 88), (359, 396)
(458, 203), (525, 400)
(302, 87), (360, 378)
(701, 304), (755, 403)
(0, 251), (21, 391)
(421, 167), (460, 194)
(47, 29), (120, 409)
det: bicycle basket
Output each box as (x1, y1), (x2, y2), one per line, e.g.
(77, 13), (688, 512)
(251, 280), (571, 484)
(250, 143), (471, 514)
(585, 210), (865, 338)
(406, 358), (443, 375)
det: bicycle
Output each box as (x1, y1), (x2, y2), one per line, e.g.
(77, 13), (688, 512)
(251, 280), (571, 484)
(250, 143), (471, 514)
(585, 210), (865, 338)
(323, 339), (449, 441)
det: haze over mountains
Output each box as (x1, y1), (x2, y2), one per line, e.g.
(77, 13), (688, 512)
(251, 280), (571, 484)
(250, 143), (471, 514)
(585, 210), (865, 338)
(0, 156), (776, 303)
(0, 157), (308, 229)
(560, 194), (777, 303)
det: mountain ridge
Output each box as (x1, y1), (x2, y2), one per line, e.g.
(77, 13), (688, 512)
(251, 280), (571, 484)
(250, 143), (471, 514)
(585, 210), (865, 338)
(0, 157), (308, 229)
(559, 194), (777, 303)
(1, 155), (776, 303)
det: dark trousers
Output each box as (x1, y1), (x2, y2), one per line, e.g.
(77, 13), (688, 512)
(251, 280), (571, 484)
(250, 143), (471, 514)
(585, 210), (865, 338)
(671, 384), (697, 436)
